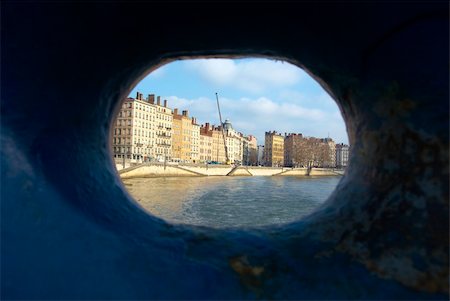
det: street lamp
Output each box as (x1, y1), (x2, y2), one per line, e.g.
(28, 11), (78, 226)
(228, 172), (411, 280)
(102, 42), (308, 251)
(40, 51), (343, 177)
(121, 146), (130, 169)
(122, 147), (126, 169)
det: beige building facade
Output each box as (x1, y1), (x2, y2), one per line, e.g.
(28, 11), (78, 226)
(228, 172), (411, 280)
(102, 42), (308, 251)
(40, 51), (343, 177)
(201, 120), (246, 164)
(244, 135), (258, 165)
(191, 118), (200, 163)
(113, 91), (256, 165)
(211, 125), (227, 163)
(222, 120), (244, 164)
(199, 123), (213, 162)
(264, 131), (284, 167)
(172, 109), (194, 163)
(112, 92), (173, 163)
(171, 113), (182, 162)
(151, 95), (173, 162)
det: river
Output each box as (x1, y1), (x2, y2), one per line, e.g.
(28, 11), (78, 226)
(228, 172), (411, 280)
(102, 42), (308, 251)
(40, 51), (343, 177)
(122, 176), (341, 228)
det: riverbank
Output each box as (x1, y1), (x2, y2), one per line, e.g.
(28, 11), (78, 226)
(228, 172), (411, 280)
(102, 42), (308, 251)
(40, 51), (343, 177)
(118, 162), (344, 179)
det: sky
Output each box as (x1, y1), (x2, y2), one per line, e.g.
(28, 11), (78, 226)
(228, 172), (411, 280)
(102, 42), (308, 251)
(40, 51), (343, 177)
(129, 58), (348, 145)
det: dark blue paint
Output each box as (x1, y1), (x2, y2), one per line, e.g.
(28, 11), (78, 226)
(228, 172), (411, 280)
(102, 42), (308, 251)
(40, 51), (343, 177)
(1, 2), (448, 299)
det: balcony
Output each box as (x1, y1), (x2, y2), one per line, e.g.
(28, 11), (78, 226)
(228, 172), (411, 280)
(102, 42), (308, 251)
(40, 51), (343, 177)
(157, 133), (171, 137)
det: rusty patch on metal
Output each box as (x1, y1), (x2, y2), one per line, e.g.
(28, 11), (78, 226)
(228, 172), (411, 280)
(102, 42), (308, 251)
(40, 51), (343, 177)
(229, 255), (265, 294)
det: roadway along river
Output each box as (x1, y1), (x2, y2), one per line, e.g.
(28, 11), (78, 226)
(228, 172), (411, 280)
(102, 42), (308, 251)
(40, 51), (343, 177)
(122, 176), (341, 228)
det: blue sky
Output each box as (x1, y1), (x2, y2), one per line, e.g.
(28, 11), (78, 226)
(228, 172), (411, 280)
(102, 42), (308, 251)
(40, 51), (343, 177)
(129, 58), (348, 145)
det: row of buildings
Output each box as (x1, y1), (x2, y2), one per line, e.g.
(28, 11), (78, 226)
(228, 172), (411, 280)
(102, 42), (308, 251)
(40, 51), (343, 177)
(112, 92), (258, 165)
(261, 131), (350, 168)
(112, 92), (349, 168)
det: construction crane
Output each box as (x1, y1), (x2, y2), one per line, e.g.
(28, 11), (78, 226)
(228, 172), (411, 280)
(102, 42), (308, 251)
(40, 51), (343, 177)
(215, 92), (231, 165)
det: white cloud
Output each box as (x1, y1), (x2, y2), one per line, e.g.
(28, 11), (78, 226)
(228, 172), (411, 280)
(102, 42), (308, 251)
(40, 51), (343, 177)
(165, 96), (216, 116)
(183, 59), (304, 94)
(131, 58), (348, 144)
(161, 95), (348, 145)
(278, 90), (340, 112)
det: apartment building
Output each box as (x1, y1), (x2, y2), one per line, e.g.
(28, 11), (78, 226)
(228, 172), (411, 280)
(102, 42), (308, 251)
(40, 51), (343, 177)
(223, 120), (244, 164)
(112, 92), (172, 162)
(113, 92), (255, 165)
(284, 133), (304, 167)
(191, 118), (200, 163)
(211, 125), (227, 163)
(172, 109), (194, 162)
(336, 143), (350, 168)
(150, 95), (173, 161)
(264, 131), (284, 167)
(199, 123), (213, 162)
(320, 137), (336, 168)
(257, 145), (265, 166)
(243, 135), (258, 165)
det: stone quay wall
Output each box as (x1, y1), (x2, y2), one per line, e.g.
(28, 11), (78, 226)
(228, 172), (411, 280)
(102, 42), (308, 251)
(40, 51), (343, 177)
(119, 163), (342, 178)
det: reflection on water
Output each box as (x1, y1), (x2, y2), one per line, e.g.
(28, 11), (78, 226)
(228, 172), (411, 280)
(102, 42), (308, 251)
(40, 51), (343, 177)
(123, 176), (341, 228)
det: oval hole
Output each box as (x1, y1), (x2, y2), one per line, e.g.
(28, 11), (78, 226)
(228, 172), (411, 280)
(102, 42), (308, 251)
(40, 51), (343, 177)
(112, 57), (349, 228)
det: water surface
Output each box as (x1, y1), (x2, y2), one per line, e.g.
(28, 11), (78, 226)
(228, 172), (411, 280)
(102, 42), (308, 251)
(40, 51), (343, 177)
(123, 176), (341, 228)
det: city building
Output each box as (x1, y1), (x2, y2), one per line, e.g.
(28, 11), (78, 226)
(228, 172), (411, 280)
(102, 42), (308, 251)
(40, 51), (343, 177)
(172, 109), (193, 162)
(320, 137), (336, 168)
(191, 118), (200, 163)
(264, 131), (284, 167)
(151, 95), (173, 162)
(207, 120), (244, 164)
(113, 91), (257, 166)
(336, 143), (350, 168)
(257, 145), (265, 166)
(199, 123), (213, 162)
(284, 133), (305, 167)
(112, 92), (172, 163)
(243, 135), (258, 166)
(210, 125), (226, 163)
(242, 137), (249, 165)
(223, 119), (244, 164)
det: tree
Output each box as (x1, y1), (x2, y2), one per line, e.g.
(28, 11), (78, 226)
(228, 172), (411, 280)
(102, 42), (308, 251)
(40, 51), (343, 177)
(291, 137), (331, 168)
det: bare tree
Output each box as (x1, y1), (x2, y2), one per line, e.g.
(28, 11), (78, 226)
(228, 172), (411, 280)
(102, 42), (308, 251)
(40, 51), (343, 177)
(290, 137), (331, 168)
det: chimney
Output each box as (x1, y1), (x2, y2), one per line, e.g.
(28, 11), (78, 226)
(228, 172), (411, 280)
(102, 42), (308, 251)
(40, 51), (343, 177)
(164, 99), (167, 107)
(182, 110), (188, 117)
(148, 94), (155, 104)
(157, 96), (161, 106)
(205, 122), (210, 130)
(173, 108), (178, 115)
(192, 117), (197, 124)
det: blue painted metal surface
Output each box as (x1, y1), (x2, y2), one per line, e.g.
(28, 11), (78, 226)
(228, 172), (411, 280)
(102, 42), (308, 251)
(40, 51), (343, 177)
(1, 3), (448, 299)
